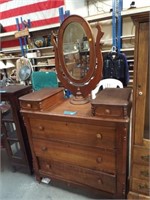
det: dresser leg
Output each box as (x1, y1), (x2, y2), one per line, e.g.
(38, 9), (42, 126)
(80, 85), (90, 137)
(11, 166), (17, 172)
(35, 175), (41, 183)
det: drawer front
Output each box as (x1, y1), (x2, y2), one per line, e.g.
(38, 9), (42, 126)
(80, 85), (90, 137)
(20, 101), (42, 111)
(38, 159), (116, 194)
(133, 146), (150, 166)
(92, 105), (125, 118)
(30, 118), (116, 149)
(20, 88), (64, 111)
(131, 178), (150, 196)
(33, 139), (116, 173)
(128, 191), (150, 200)
(132, 164), (149, 180)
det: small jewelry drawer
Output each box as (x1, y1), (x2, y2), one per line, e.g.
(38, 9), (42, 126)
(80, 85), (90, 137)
(91, 105), (124, 118)
(38, 158), (116, 194)
(91, 88), (132, 119)
(20, 101), (43, 111)
(19, 87), (64, 111)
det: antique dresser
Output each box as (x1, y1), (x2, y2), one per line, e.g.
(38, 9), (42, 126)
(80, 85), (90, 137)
(19, 87), (132, 199)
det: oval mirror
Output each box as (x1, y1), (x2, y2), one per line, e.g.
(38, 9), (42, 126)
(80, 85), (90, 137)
(63, 22), (90, 80)
(52, 15), (104, 104)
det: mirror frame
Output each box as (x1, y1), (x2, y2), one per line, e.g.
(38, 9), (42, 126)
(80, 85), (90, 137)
(52, 15), (104, 104)
(58, 16), (96, 84)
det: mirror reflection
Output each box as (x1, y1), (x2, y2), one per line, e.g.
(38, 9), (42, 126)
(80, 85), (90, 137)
(63, 22), (90, 80)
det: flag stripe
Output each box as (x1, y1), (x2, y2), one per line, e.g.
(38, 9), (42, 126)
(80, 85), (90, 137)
(0, 0), (63, 11)
(2, 16), (59, 33)
(1, 8), (61, 31)
(0, 0), (64, 20)
(0, 0), (11, 4)
(1, 0), (65, 49)
(1, 40), (20, 49)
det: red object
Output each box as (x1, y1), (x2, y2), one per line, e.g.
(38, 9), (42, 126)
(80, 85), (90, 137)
(0, 0), (65, 48)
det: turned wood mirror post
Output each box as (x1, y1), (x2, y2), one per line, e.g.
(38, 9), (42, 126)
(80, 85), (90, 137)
(52, 15), (104, 104)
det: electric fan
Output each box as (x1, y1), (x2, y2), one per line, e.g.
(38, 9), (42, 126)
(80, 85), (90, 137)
(19, 65), (32, 81)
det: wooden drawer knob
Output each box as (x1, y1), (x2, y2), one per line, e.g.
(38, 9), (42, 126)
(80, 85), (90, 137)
(141, 155), (150, 162)
(96, 157), (102, 163)
(140, 170), (149, 177)
(98, 179), (103, 184)
(46, 164), (51, 169)
(105, 109), (110, 114)
(138, 183), (148, 190)
(27, 103), (31, 108)
(38, 125), (44, 131)
(96, 133), (102, 139)
(138, 91), (143, 96)
(41, 146), (47, 151)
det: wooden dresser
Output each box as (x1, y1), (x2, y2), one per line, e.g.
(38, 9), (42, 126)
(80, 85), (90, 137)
(127, 12), (150, 199)
(19, 87), (131, 199)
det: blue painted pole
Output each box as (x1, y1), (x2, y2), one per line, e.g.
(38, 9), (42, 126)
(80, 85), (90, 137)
(64, 10), (70, 19)
(58, 7), (64, 23)
(16, 18), (24, 56)
(28, 19), (31, 28)
(112, 0), (116, 48)
(117, 0), (123, 53)
(21, 17), (28, 54)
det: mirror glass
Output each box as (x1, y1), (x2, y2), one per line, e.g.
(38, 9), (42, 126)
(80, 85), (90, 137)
(63, 22), (90, 80)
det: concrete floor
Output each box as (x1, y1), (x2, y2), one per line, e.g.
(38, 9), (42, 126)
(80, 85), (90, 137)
(0, 149), (92, 200)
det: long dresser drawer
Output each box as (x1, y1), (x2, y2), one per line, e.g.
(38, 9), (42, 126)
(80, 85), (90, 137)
(30, 118), (116, 149)
(33, 139), (116, 173)
(38, 158), (116, 194)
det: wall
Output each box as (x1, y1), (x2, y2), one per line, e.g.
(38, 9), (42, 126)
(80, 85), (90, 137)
(123, 0), (150, 9)
(64, 0), (150, 17)
(65, 0), (88, 16)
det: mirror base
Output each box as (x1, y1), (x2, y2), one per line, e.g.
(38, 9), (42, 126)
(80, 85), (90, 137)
(70, 96), (89, 105)
(70, 88), (89, 104)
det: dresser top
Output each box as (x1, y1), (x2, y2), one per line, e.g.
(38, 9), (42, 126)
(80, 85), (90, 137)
(19, 87), (64, 101)
(0, 85), (31, 94)
(20, 88), (131, 123)
(50, 98), (92, 117)
(91, 88), (132, 107)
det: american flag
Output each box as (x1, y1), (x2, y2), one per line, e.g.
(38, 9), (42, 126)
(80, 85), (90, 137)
(0, 0), (65, 49)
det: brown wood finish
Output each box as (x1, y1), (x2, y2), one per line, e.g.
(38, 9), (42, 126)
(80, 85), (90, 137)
(58, 15), (96, 84)
(1, 85), (32, 173)
(132, 164), (149, 180)
(91, 88), (132, 119)
(20, 87), (131, 199)
(128, 192), (150, 200)
(20, 87), (64, 111)
(52, 15), (104, 102)
(38, 159), (116, 193)
(29, 118), (116, 149)
(127, 11), (150, 200)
